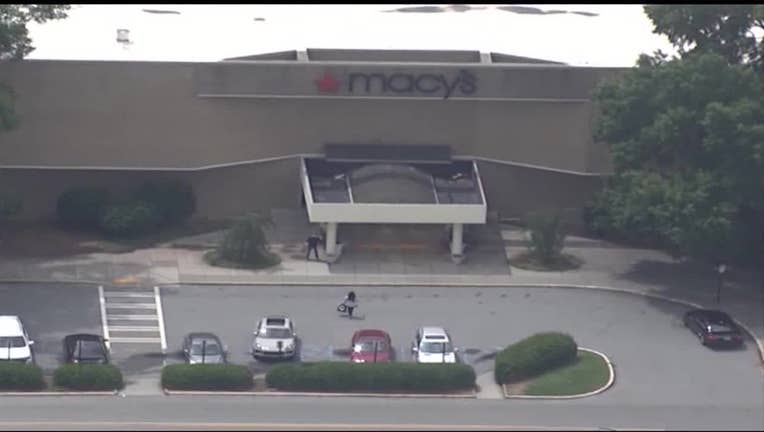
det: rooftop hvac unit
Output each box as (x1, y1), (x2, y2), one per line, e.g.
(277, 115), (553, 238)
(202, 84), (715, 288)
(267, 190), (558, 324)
(116, 29), (130, 43)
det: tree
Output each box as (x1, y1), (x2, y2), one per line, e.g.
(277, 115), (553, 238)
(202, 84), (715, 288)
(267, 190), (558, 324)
(644, 5), (764, 70)
(0, 5), (71, 60)
(0, 4), (70, 133)
(588, 52), (764, 262)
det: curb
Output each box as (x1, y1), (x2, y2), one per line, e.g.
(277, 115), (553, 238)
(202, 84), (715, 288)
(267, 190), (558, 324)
(0, 390), (119, 396)
(1, 279), (762, 368)
(162, 388), (477, 398)
(502, 347), (615, 400)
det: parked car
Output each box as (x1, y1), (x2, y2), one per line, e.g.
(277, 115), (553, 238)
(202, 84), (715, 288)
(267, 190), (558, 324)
(63, 333), (110, 364)
(182, 332), (227, 364)
(251, 315), (298, 360)
(411, 326), (458, 363)
(350, 329), (393, 363)
(0, 315), (35, 364)
(683, 309), (744, 347)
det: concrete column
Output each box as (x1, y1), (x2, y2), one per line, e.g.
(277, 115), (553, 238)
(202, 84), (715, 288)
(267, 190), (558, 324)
(325, 222), (338, 256)
(450, 223), (464, 256)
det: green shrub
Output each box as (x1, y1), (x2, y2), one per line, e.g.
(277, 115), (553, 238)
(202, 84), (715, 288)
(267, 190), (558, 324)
(494, 332), (578, 384)
(132, 180), (196, 226)
(56, 187), (109, 229)
(266, 362), (476, 392)
(161, 364), (253, 391)
(215, 214), (280, 268)
(53, 364), (123, 391)
(99, 201), (160, 237)
(0, 362), (46, 391)
(524, 211), (567, 264)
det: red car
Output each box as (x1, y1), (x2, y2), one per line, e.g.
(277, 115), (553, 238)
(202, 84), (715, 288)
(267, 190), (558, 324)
(350, 329), (393, 363)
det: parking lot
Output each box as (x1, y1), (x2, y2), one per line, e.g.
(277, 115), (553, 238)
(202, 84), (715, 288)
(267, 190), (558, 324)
(1, 282), (763, 407)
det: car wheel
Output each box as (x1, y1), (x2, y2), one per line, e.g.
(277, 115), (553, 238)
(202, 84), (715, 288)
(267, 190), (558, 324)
(699, 333), (706, 345)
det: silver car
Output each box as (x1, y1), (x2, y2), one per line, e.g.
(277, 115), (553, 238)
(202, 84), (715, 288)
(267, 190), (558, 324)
(251, 316), (298, 360)
(182, 332), (227, 364)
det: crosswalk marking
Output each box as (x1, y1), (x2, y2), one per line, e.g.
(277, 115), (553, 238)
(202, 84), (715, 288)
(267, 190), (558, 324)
(108, 326), (161, 332)
(103, 292), (154, 298)
(108, 337), (162, 344)
(98, 285), (165, 349)
(107, 314), (159, 320)
(106, 303), (157, 309)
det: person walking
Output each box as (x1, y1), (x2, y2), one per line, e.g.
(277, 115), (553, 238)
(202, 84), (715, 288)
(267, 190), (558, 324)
(306, 233), (321, 261)
(343, 290), (357, 318)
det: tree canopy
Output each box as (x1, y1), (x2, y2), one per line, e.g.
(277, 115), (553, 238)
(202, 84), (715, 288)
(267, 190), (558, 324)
(587, 7), (764, 264)
(0, 4), (70, 133)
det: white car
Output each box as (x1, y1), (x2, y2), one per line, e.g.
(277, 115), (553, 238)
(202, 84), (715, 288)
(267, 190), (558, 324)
(0, 315), (35, 364)
(251, 315), (298, 360)
(411, 326), (458, 364)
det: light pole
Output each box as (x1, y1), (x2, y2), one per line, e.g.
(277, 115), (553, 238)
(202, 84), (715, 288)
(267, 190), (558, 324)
(716, 263), (727, 306)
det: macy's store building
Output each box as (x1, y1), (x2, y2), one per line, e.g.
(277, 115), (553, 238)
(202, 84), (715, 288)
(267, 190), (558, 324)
(0, 48), (626, 255)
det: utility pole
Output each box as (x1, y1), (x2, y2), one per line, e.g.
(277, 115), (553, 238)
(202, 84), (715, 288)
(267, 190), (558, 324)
(202, 340), (206, 364)
(373, 341), (378, 363)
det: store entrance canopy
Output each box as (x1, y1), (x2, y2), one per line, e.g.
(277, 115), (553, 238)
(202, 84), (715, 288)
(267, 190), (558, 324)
(300, 144), (487, 225)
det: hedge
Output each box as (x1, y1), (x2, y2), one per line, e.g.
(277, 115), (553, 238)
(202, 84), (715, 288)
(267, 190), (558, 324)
(99, 201), (161, 237)
(53, 364), (124, 391)
(132, 180), (196, 226)
(161, 364), (253, 391)
(266, 362), (476, 392)
(57, 187), (110, 229)
(0, 362), (46, 391)
(494, 332), (578, 384)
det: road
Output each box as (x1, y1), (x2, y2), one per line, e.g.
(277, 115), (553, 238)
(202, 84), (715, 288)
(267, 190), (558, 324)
(2, 283), (763, 430)
(0, 395), (762, 430)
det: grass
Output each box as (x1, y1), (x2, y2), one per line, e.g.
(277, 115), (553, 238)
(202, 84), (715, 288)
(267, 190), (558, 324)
(522, 350), (610, 396)
(203, 249), (281, 270)
(509, 251), (583, 272)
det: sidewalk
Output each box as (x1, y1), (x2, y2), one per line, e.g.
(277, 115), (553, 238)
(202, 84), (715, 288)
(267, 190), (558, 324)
(0, 223), (762, 365)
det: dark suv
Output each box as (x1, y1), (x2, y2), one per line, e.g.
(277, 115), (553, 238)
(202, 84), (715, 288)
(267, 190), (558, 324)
(63, 334), (110, 364)
(683, 309), (744, 348)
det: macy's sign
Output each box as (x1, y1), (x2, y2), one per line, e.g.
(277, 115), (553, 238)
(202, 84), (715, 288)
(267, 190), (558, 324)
(314, 69), (477, 99)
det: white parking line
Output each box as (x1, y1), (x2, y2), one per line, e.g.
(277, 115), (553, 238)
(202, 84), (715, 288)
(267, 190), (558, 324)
(97, 285), (111, 350)
(154, 286), (168, 354)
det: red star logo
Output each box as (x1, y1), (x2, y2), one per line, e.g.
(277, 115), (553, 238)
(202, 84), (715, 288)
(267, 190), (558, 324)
(315, 71), (341, 93)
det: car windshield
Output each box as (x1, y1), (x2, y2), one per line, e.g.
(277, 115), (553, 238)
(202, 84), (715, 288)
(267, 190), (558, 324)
(260, 328), (292, 339)
(190, 342), (221, 356)
(0, 336), (26, 348)
(354, 340), (387, 352)
(708, 323), (735, 333)
(421, 341), (453, 353)
(75, 340), (105, 358)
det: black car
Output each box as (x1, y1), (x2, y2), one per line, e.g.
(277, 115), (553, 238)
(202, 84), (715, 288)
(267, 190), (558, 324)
(182, 332), (227, 364)
(683, 309), (744, 347)
(63, 333), (110, 364)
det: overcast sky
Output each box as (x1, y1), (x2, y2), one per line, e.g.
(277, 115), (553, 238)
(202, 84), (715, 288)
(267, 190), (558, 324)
(25, 4), (676, 66)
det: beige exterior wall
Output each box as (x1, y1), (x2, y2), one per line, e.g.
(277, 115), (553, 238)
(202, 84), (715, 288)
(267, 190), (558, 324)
(0, 58), (626, 221)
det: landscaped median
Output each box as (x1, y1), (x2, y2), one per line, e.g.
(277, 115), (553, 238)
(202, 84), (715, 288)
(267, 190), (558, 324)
(0, 363), (123, 395)
(161, 362), (477, 397)
(266, 362), (476, 394)
(495, 332), (614, 399)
